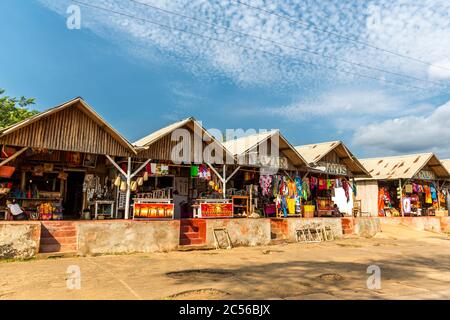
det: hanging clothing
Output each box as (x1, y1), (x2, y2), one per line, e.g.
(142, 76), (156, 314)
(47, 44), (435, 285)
(402, 197), (412, 214)
(430, 184), (438, 201)
(318, 178), (327, 190)
(424, 185), (432, 204)
(259, 175), (273, 197)
(287, 198), (296, 214)
(343, 181), (350, 202)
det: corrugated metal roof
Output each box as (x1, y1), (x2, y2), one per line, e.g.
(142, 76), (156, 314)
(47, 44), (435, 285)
(0, 97), (137, 154)
(359, 153), (450, 180)
(295, 141), (370, 177)
(223, 130), (309, 167)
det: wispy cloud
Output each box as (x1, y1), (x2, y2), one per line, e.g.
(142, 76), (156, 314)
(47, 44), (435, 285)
(38, 0), (450, 92)
(352, 100), (450, 158)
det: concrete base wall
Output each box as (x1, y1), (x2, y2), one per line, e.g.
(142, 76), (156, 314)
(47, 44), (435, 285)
(0, 222), (41, 260)
(355, 218), (381, 237)
(379, 217), (442, 233)
(440, 217), (450, 233)
(285, 218), (344, 242)
(76, 220), (180, 256)
(205, 218), (271, 247)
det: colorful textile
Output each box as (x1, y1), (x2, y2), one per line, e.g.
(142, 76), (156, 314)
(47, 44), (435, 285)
(287, 198), (296, 214)
(430, 184), (437, 201)
(424, 185), (432, 204)
(259, 175), (273, 197)
(190, 166), (199, 177)
(318, 178), (327, 190)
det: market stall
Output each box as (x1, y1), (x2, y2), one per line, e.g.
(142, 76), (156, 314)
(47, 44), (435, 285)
(357, 154), (450, 217)
(133, 117), (242, 220)
(0, 98), (136, 221)
(295, 141), (371, 217)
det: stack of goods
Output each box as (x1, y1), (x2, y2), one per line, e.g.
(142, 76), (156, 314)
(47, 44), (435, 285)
(259, 175), (302, 217)
(38, 202), (55, 220)
(0, 182), (12, 196)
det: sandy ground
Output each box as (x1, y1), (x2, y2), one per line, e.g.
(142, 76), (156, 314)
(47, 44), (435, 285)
(1, 224), (450, 300)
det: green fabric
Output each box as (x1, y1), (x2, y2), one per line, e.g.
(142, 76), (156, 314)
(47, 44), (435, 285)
(190, 166), (199, 177)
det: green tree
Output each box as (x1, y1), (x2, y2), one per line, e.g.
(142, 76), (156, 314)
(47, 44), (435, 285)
(0, 89), (38, 129)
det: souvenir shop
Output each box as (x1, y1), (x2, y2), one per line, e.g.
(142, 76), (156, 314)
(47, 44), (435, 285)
(358, 154), (450, 217)
(132, 117), (254, 220)
(0, 98), (137, 221)
(378, 177), (447, 217)
(130, 161), (262, 220)
(259, 172), (355, 218)
(294, 141), (371, 217)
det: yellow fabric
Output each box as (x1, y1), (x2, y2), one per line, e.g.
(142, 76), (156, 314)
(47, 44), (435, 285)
(287, 198), (296, 214)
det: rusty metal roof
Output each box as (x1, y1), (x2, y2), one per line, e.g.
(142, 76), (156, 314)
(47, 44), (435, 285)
(359, 153), (450, 180)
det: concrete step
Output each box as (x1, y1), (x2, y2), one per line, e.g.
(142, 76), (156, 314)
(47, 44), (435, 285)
(270, 239), (287, 245)
(180, 225), (198, 233)
(41, 229), (77, 238)
(39, 243), (78, 253)
(180, 232), (201, 240)
(179, 238), (205, 246)
(40, 236), (77, 245)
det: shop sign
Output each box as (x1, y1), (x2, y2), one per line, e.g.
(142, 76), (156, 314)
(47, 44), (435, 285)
(315, 162), (348, 176)
(248, 152), (289, 170)
(134, 203), (174, 219)
(415, 170), (437, 181)
(201, 203), (233, 218)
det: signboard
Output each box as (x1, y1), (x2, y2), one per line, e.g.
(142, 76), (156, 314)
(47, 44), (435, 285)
(200, 203), (233, 218)
(247, 152), (289, 170)
(415, 170), (437, 181)
(134, 203), (174, 219)
(315, 162), (348, 176)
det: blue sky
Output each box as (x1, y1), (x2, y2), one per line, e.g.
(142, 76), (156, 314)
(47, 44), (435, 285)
(1, 0), (450, 158)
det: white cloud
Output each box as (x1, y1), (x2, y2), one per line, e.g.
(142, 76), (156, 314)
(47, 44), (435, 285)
(428, 59), (450, 80)
(36, 0), (450, 92)
(352, 100), (450, 157)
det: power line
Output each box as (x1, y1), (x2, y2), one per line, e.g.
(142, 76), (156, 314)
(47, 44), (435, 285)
(127, 0), (448, 88)
(71, 0), (429, 91)
(231, 0), (450, 73)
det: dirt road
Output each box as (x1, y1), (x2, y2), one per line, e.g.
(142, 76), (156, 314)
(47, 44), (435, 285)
(1, 224), (449, 300)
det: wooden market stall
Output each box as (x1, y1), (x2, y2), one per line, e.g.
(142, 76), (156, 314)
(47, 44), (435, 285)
(295, 141), (371, 217)
(0, 97), (137, 221)
(357, 153), (450, 217)
(132, 117), (240, 220)
(224, 130), (311, 218)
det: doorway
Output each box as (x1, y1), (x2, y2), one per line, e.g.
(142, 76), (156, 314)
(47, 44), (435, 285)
(64, 171), (85, 219)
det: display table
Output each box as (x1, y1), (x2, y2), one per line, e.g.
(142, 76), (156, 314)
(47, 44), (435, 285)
(89, 200), (115, 220)
(192, 199), (233, 219)
(133, 198), (174, 220)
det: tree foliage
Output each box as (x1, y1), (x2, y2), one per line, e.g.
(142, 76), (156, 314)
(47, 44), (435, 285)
(0, 89), (38, 129)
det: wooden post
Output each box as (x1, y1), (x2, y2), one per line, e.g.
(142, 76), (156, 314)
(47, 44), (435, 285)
(125, 157), (132, 220)
(222, 164), (227, 199)
(399, 179), (404, 217)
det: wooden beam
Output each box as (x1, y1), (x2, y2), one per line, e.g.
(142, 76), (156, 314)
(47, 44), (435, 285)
(130, 159), (152, 179)
(106, 155), (127, 177)
(0, 147), (28, 167)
